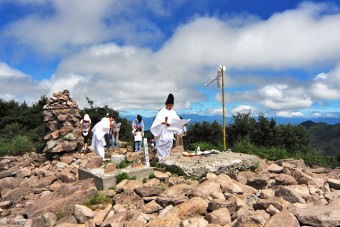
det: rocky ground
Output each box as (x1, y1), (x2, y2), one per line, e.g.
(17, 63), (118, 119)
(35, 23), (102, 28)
(0, 148), (340, 227)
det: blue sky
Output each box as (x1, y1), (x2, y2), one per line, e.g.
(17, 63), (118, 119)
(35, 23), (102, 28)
(1, 0), (340, 119)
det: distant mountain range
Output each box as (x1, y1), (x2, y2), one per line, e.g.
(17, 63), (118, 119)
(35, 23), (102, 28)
(300, 121), (340, 159)
(123, 114), (340, 131)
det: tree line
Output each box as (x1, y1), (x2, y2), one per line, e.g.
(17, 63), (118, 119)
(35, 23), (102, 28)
(0, 97), (337, 167)
(185, 113), (337, 167)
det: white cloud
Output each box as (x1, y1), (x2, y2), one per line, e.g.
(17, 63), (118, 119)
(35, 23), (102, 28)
(49, 43), (205, 111)
(3, 0), (114, 55)
(312, 112), (322, 117)
(205, 107), (223, 115)
(0, 62), (48, 103)
(0, 62), (26, 78)
(259, 84), (312, 110)
(1, 1), (340, 118)
(157, 3), (340, 70)
(276, 111), (305, 117)
(259, 84), (287, 99)
(231, 105), (256, 115)
(314, 73), (328, 80)
(327, 64), (340, 84)
(310, 82), (340, 100)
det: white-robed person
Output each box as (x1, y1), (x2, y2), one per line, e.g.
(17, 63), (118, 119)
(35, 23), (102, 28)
(91, 114), (111, 159)
(150, 93), (185, 161)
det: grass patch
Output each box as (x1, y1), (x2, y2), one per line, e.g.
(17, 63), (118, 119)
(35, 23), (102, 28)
(117, 159), (132, 169)
(84, 192), (112, 207)
(55, 208), (67, 221)
(0, 135), (35, 156)
(116, 172), (137, 184)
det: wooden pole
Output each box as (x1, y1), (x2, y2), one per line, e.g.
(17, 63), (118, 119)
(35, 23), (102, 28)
(221, 65), (227, 151)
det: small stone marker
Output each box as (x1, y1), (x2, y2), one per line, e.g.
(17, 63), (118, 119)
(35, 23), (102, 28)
(143, 138), (150, 167)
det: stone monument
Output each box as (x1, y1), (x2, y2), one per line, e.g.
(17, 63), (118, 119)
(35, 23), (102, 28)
(43, 90), (83, 154)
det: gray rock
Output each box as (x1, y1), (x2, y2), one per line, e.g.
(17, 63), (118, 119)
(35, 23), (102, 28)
(22, 179), (97, 218)
(205, 207), (231, 225)
(74, 204), (94, 224)
(134, 186), (163, 197)
(327, 178), (340, 190)
(275, 186), (306, 204)
(290, 204), (340, 227)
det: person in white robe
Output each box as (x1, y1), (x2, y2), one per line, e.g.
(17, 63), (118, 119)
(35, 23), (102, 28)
(150, 93), (185, 161)
(91, 115), (111, 159)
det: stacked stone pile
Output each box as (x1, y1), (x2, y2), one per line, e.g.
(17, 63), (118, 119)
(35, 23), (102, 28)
(43, 90), (83, 153)
(0, 150), (340, 226)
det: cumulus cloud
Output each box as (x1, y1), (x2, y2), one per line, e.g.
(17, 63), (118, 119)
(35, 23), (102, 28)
(1, 1), (340, 117)
(259, 84), (312, 110)
(276, 111), (305, 117)
(1, 0), (175, 56)
(157, 2), (340, 70)
(310, 82), (340, 100)
(0, 61), (48, 103)
(314, 73), (328, 80)
(2, 1), (114, 55)
(312, 112), (322, 117)
(0, 62), (26, 78)
(49, 43), (205, 111)
(231, 105), (257, 115)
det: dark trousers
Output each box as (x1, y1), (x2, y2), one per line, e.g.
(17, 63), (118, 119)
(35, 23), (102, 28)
(104, 133), (111, 148)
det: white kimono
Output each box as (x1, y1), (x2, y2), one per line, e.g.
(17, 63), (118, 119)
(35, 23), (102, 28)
(150, 108), (182, 161)
(91, 118), (110, 159)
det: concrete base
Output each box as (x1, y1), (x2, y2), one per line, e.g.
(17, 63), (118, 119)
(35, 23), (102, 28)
(79, 166), (154, 190)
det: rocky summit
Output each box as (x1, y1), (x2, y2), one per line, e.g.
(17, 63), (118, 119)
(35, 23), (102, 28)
(0, 150), (340, 227)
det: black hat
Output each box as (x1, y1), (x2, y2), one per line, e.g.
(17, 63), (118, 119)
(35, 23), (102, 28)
(165, 93), (174, 104)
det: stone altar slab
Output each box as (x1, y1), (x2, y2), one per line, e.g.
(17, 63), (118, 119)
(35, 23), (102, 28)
(78, 166), (154, 190)
(161, 151), (260, 177)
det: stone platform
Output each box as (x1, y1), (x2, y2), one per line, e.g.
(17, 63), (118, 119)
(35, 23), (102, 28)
(161, 151), (260, 177)
(78, 166), (154, 190)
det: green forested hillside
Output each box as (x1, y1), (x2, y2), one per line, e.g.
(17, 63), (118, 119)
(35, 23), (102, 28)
(301, 121), (340, 158)
(0, 96), (339, 167)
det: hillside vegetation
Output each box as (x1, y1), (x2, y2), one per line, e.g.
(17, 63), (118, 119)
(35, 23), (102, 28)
(0, 97), (339, 167)
(301, 120), (340, 159)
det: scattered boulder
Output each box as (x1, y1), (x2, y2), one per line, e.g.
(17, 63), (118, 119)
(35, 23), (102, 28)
(0, 151), (340, 227)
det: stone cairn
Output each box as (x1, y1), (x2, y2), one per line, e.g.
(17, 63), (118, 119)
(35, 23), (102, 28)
(43, 90), (83, 154)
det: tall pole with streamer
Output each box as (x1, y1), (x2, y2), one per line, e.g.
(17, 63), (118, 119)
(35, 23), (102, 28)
(221, 65), (226, 151)
(205, 65), (227, 151)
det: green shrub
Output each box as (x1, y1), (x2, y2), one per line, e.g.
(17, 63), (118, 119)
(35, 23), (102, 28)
(256, 146), (289, 161)
(233, 139), (257, 155)
(10, 135), (35, 155)
(294, 149), (337, 168)
(116, 172), (129, 183)
(117, 159), (132, 169)
(233, 139), (337, 168)
(0, 135), (35, 156)
(0, 138), (10, 156)
(116, 172), (136, 184)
